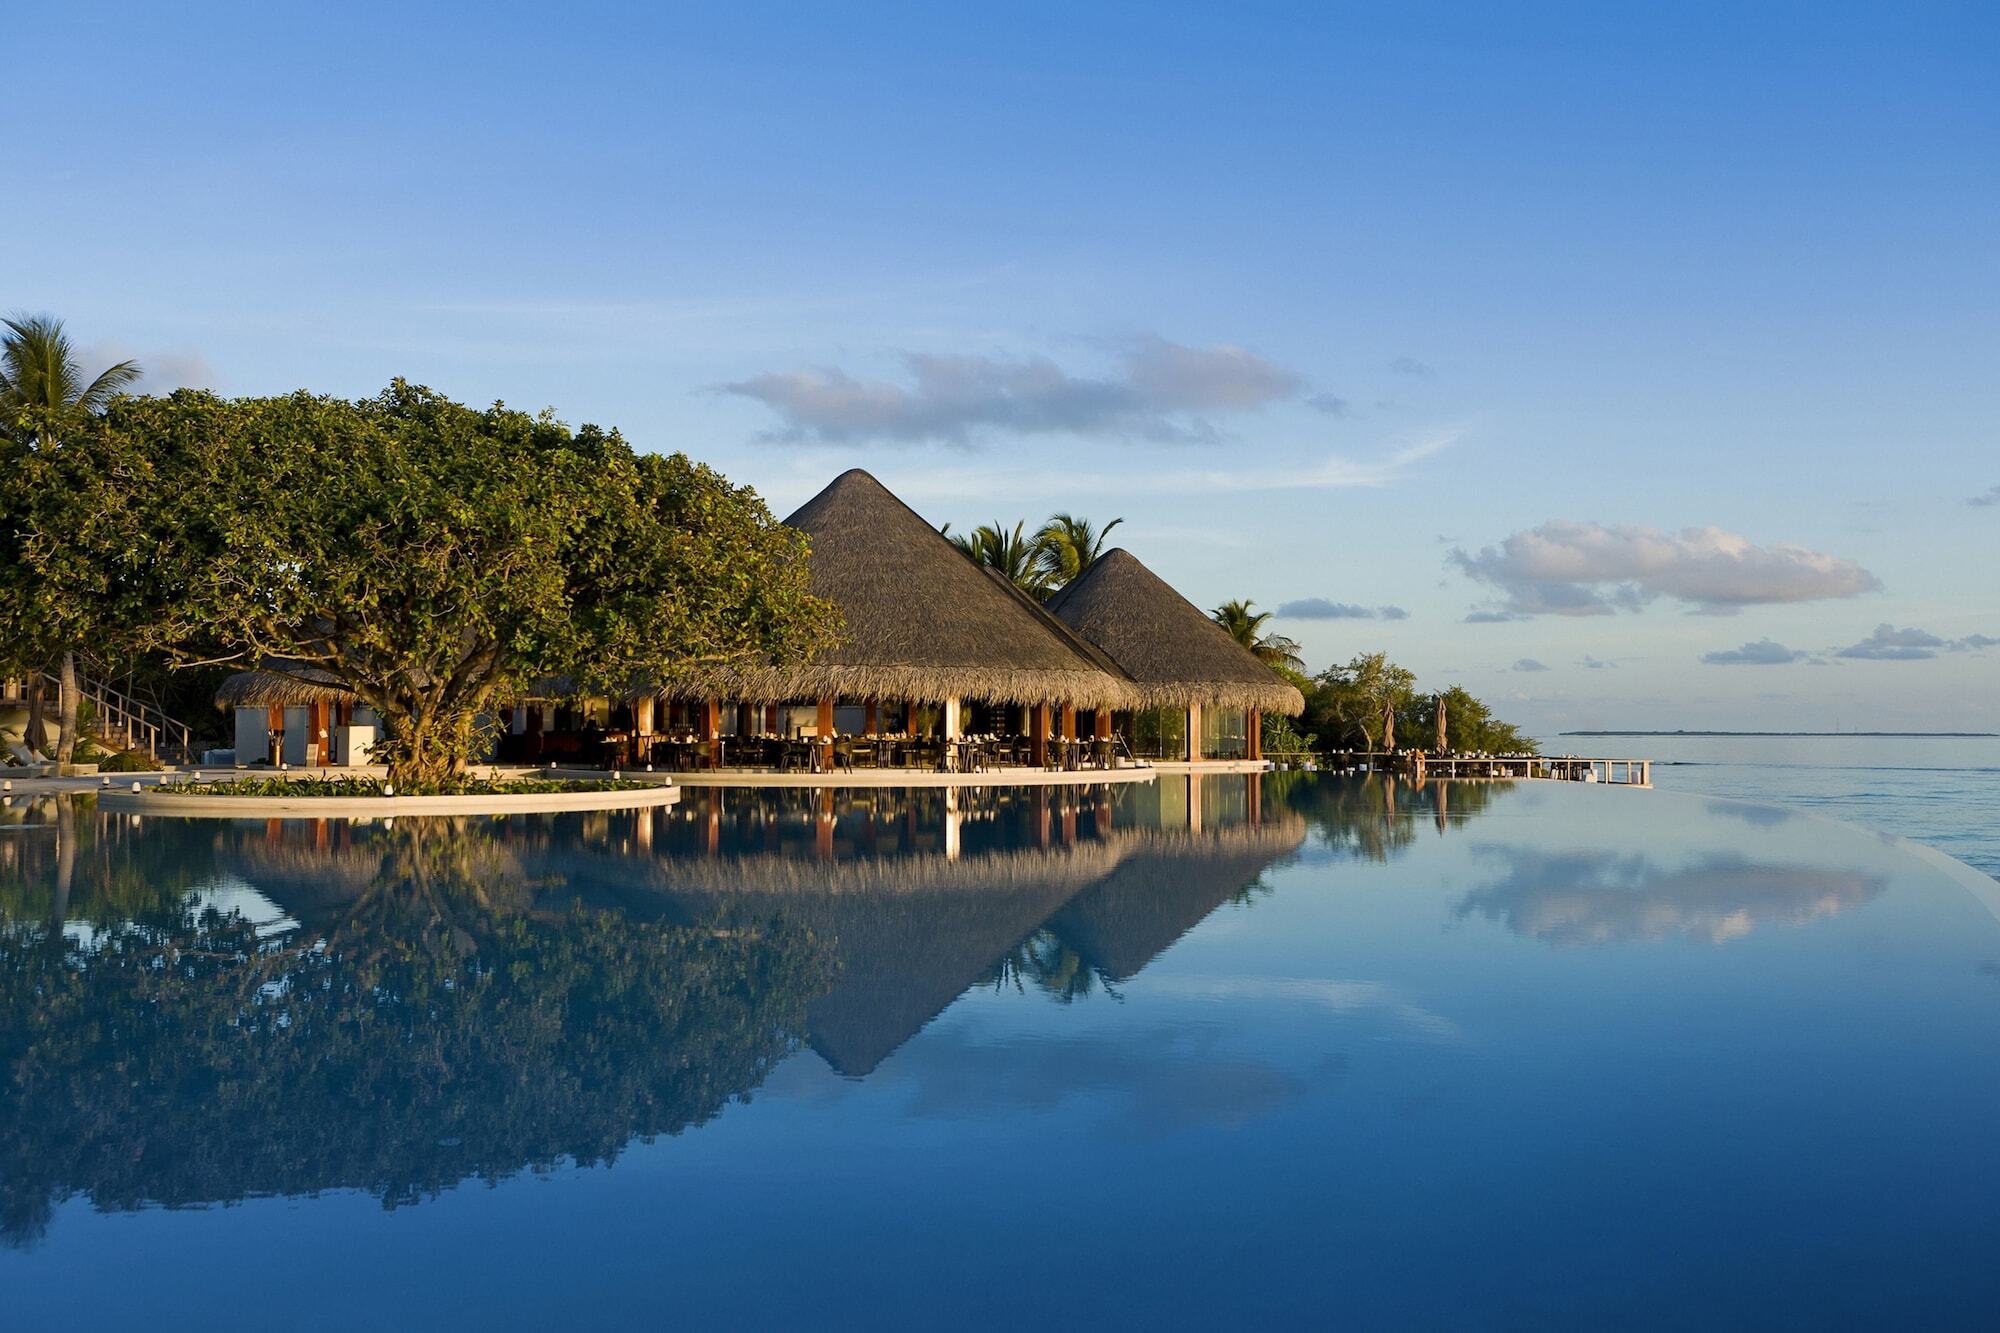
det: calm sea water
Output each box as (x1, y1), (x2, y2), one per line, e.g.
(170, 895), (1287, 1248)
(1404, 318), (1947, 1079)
(1545, 734), (2000, 879)
(5, 775), (2000, 1328)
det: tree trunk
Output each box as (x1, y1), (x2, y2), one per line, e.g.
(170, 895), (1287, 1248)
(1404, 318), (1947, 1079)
(55, 651), (79, 765)
(23, 670), (48, 758)
(380, 698), (479, 791)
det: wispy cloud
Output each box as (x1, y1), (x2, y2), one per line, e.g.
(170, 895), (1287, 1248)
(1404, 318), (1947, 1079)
(1451, 521), (1881, 619)
(1389, 355), (1434, 380)
(1970, 484), (2000, 508)
(719, 335), (1315, 446)
(1578, 655), (1617, 669)
(1702, 638), (1810, 666)
(1511, 658), (1550, 672)
(873, 427), (1464, 502)
(1835, 623), (1997, 661)
(1275, 598), (1409, 621)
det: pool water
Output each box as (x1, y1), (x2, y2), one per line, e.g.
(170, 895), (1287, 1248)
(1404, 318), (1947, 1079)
(4, 775), (1999, 1328)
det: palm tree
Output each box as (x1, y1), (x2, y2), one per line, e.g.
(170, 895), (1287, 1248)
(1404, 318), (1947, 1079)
(1211, 598), (1306, 672)
(0, 315), (141, 763)
(0, 315), (140, 449)
(945, 520), (1051, 598)
(1033, 512), (1123, 590)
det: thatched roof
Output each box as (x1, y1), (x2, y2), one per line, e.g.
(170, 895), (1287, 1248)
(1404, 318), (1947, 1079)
(657, 469), (1137, 709)
(214, 666), (356, 707)
(1046, 549), (1306, 714)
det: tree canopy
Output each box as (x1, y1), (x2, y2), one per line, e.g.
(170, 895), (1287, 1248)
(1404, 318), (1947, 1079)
(29, 382), (836, 785)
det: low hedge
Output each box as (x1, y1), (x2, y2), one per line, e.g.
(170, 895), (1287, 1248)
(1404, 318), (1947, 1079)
(157, 776), (651, 798)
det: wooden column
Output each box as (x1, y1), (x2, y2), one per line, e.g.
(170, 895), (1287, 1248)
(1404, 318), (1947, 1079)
(1094, 709), (1112, 740)
(904, 700), (918, 736)
(1186, 703), (1203, 762)
(1248, 711), (1262, 761)
(817, 697), (835, 769)
(737, 702), (754, 737)
(703, 699), (721, 769)
(634, 695), (656, 736)
(1031, 704), (1050, 768)
(266, 705), (284, 765)
(765, 703), (779, 733)
(310, 699), (330, 766)
(864, 697), (878, 737)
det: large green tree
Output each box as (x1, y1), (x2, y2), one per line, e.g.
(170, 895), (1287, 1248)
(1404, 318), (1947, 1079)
(1307, 651), (1418, 751)
(0, 315), (142, 764)
(33, 382), (835, 787)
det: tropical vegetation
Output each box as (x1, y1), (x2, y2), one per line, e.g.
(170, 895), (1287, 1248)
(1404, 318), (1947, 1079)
(944, 510), (1125, 599)
(0, 315), (143, 767)
(11, 378), (837, 787)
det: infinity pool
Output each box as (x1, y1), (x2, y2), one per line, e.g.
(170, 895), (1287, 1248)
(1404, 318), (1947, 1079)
(4, 775), (1998, 1328)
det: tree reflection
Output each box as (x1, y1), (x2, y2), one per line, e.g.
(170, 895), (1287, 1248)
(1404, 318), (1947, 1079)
(1267, 771), (1510, 862)
(0, 814), (833, 1247)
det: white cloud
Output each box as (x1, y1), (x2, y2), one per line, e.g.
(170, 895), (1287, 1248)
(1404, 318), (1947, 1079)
(1512, 658), (1550, 672)
(1702, 638), (1809, 666)
(719, 335), (1308, 446)
(1451, 521), (1881, 618)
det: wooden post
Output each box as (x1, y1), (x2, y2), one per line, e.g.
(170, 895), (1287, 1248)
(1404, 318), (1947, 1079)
(817, 697), (835, 770)
(310, 698), (330, 767)
(765, 703), (779, 733)
(737, 702), (754, 737)
(703, 699), (721, 768)
(1186, 704), (1202, 762)
(266, 704), (283, 765)
(634, 695), (656, 736)
(1031, 704), (1050, 768)
(1248, 711), (1262, 762)
(1094, 709), (1112, 740)
(864, 697), (878, 737)
(904, 700), (918, 736)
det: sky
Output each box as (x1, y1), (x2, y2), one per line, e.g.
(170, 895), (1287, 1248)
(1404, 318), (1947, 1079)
(13, 1), (1997, 732)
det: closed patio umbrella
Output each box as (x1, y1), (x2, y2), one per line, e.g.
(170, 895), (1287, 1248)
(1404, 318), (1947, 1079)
(1381, 697), (1395, 752)
(1435, 694), (1447, 753)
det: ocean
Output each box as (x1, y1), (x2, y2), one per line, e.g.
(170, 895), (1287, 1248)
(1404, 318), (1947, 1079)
(1544, 734), (2000, 880)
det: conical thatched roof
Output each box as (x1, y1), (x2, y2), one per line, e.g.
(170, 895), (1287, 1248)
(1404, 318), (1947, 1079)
(657, 470), (1136, 709)
(214, 666), (356, 707)
(1046, 549), (1306, 714)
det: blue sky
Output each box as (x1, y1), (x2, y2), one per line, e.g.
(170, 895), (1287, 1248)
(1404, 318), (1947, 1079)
(15, 1), (1997, 730)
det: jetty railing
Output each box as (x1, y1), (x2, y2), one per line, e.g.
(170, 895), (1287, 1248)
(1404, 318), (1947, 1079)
(1273, 748), (1651, 788)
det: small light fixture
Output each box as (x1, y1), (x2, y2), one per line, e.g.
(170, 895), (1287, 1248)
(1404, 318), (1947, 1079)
(102, 775), (111, 787)
(132, 781), (142, 793)
(383, 783), (395, 797)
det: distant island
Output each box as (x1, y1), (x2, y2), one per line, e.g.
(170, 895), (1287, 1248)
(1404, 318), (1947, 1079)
(1561, 730), (1998, 738)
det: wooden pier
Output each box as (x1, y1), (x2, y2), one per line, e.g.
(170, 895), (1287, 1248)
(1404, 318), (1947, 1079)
(1288, 751), (1653, 788)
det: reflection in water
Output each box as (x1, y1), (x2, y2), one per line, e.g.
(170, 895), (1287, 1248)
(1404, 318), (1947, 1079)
(0, 773), (1501, 1243)
(0, 803), (832, 1248)
(1272, 771), (1513, 863)
(1455, 846), (1885, 945)
(0, 780), (1332, 1239)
